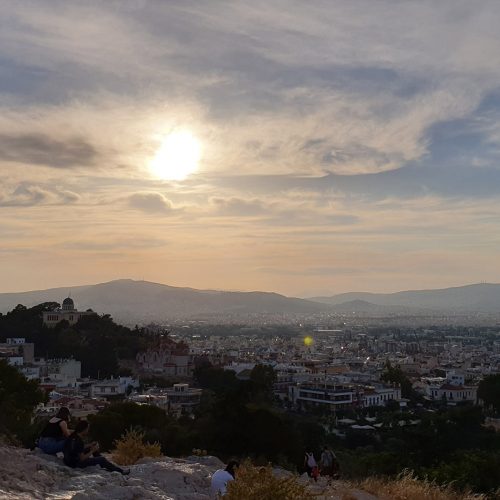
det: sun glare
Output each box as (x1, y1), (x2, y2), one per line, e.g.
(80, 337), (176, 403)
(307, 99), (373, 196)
(150, 130), (201, 180)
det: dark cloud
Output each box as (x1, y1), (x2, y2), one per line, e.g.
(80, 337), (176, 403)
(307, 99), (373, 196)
(128, 192), (174, 213)
(0, 133), (98, 168)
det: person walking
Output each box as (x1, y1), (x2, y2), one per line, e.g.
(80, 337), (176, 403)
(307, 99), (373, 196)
(320, 446), (337, 479)
(304, 451), (319, 481)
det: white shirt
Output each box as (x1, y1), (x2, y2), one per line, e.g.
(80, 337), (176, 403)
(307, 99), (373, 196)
(210, 469), (234, 497)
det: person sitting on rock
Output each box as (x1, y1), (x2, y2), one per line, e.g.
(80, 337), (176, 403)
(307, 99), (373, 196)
(63, 420), (129, 475)
(38, 407), (72, 455)
(210, 460), (239, 497)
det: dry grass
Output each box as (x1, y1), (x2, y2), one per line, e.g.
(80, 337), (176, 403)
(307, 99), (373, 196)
(340, 494), (359, 500)
(225, 461), (308, 500)
(359, 470), (487, 500)
(111, 429), (161, 466)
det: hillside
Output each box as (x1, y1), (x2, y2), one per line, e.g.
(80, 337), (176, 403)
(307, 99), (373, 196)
(310, 283), (500, 314)
(0, 279), (327, 323)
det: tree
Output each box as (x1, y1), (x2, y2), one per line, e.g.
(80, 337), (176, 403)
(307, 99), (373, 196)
(250, 364), (276, 392)
(0, 360), (46, 443)
(89, 402), (171, 450)
(194, 364), (239, 394)
(380, 361), (415, 400)
(478, 374), (500, 414)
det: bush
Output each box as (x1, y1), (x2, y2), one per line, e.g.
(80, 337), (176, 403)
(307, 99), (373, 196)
(423, 451), (500, 494)
(111, 429), (161, 465)
(359, 470), (486, 500)
(225, 461), (308, 500)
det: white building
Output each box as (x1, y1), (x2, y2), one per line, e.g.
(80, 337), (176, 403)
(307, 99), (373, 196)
(91, 376), (139, 398)
(361, 385), (401, 407)
(428, 383), (477, 403)
(42, 297), (95, 328)
(289, 382), (356, 410)
(419, 371), (477, 404)
(164, 383), (202, 416)
(38, 359), (82, 387)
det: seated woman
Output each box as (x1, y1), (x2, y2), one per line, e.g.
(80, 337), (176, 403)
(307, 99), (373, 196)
(63, 420), (129, 475)
(38, 407), (72, 455)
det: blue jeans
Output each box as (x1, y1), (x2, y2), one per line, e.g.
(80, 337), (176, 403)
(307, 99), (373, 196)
(38, 437), (65, 455)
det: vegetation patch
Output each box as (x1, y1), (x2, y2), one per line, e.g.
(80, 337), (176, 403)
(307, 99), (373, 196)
(111, 428), (162, 465)
(225, 461), (308, 500)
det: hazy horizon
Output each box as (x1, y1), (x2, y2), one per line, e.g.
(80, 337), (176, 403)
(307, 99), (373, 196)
(1, 276), (499, 299)
(2, 1), (500, 296)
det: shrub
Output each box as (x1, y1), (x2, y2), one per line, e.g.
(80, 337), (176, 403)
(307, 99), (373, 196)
(225, 461), (308, 500)
(359, 470), (487, 500)
(111, 429), (161, 465)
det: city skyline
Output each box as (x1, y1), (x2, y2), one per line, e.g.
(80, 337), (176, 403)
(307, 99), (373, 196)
(2, 1), (500, 296)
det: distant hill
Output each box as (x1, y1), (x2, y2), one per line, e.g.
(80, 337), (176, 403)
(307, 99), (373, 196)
(309, 283), (500, 313)
(1, 280), (499, 325)
(326, 299), (431, 316)
(0, 279), (327, 323)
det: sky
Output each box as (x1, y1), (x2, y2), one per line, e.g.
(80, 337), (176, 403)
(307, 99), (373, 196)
(1, 0), (500, 297)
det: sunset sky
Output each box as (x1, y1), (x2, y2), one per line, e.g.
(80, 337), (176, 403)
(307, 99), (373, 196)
(1, 0), (500, 296)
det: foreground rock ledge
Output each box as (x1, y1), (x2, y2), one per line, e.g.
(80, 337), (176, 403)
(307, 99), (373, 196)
(0, 446), (376, 499)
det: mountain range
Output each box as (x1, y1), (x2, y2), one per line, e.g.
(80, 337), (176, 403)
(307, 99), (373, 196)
(0, 280), (499, 324)
(309, 283), (500, 313)
(0, 279), (325, 323)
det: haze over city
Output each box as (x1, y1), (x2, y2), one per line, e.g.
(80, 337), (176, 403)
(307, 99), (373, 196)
(2, 1), (500, 296)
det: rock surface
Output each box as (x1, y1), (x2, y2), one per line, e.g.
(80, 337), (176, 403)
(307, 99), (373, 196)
(0, 446), (377, 499)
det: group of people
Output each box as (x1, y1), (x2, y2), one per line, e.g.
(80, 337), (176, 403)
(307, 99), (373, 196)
(38, 407), (337, 493)
(38, 407), (129, 475)
(304, 446), (339, 481)
(39, 406), (239, 491)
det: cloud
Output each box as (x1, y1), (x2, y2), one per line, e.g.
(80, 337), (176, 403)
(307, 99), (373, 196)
(127, 192), (174, 213)
(1, 1), (500, 178)
(0, 184), (81, 207)
(0, 133), (98, 168)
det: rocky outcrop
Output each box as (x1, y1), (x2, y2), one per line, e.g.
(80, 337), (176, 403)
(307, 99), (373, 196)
(0, 446), (377, 499)
(0, 446), (222, 499)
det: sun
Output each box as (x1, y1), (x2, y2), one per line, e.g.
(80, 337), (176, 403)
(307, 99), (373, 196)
(150, 130), (201, 180)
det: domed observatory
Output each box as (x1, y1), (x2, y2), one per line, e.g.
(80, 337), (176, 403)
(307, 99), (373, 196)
(42, 297), (94, 328)
(62, 297), (75, 312)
